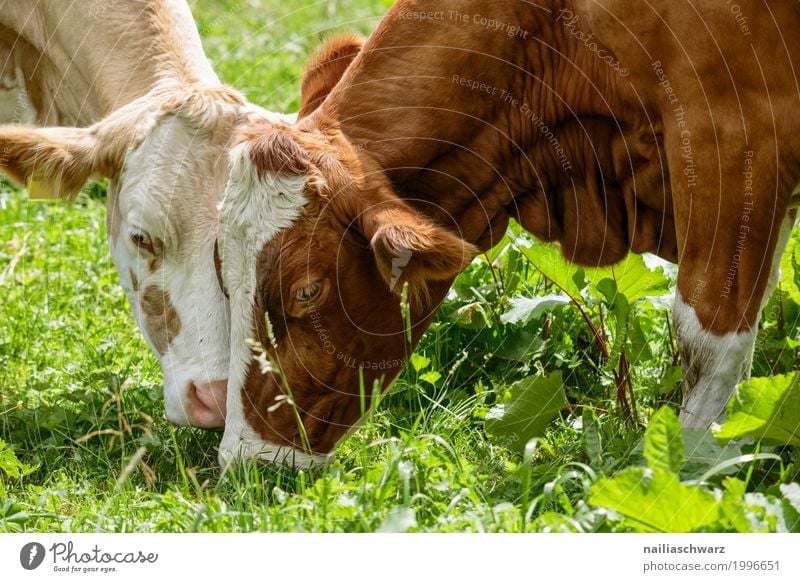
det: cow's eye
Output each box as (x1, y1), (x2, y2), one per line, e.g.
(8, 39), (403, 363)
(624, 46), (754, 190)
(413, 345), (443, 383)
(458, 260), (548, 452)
(295, 281), (321, 302)
(287, 278), (329, 318)
(130, 231), (155, 254)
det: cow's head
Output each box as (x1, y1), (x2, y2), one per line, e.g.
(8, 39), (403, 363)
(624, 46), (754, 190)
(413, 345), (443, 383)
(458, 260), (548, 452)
(217, 36), (478, 467)
(0, 85), (291, 429)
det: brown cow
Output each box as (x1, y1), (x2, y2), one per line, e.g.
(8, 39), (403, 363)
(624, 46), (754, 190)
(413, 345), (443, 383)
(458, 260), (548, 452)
(218, 0), (800, 467)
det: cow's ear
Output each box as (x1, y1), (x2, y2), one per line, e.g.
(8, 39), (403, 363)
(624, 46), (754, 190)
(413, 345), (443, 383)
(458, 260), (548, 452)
(362, 201), (478, 307)
(298, 33), (364, 118)
(0, 125), (122, 201)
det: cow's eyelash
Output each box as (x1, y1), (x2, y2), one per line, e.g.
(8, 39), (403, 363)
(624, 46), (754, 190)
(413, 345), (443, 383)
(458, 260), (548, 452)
(296, 281), (321, 302)
(130, 231), (155, 254)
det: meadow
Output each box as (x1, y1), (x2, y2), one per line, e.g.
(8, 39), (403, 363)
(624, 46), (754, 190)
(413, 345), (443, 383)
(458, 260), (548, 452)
(1, 0), (799, 533)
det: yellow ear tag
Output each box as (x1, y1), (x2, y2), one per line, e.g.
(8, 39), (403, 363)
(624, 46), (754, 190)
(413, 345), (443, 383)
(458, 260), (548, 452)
(26, 174), (59, 201)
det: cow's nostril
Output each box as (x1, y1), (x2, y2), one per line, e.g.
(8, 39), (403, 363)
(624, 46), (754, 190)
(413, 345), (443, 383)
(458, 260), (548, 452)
(186, 380), (227, 429)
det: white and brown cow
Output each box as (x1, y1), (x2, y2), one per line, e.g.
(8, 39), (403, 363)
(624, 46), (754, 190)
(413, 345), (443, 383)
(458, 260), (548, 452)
(218, 0), (799, 467)
(0, 0), (291, 428)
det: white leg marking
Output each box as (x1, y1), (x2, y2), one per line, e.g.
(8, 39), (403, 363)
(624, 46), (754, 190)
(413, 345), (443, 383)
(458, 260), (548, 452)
(674, 291), (756, 429)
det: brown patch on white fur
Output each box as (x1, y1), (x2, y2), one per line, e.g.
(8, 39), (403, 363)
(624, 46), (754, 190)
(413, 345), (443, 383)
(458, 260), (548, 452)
(140, 285), (181, 356)
(213, 240), (227, 298)
(148, 237), (166, 274)
(130, 269), (139, 292)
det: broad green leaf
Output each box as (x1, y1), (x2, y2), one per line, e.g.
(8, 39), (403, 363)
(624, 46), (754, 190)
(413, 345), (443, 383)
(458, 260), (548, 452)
(785, 336), (800, 349)
(518, 243), (585, 299)
(719, 478), (760, 533)
(493, 329), (544, 362)
(679, 430), (742, 480)
(502, 246), (524, 294)
(582, 409), (603, 467)
(780, 228), (800, 306)
(644, 407), (684, 473)
(597, 278), (631, 369)
(409, 353), (430, 373)
(587, 253), (671, 304)
(483, 233), (513, 263)
(595, 278), (618, 305)
(500, 294), (570, 325)
(590, 468), (721, 532)
(714, 373), (800, 446)
(419, 371), (441, 386)
(627, 317), (654, 364)
(659, 365), (683, 395)
(781, 483), (800, 514)
(485, 373), (568, 453)
(780, 483), (800, 533)
(0, 499), (29, 532)
(572, 269), (589, 293)
(0, 440), (35, 480)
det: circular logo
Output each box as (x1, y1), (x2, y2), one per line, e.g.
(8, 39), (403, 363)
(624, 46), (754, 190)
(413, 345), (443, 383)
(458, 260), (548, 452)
(20, 542), (46, 570)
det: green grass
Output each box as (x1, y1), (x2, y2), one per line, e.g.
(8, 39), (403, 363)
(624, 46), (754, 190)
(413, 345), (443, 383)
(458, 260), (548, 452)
(1, 0), (799, 533)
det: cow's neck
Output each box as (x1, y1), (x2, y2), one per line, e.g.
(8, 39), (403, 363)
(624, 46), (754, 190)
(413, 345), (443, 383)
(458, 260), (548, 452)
(4, 0), (219, 125)
(311, 0), (661, 264)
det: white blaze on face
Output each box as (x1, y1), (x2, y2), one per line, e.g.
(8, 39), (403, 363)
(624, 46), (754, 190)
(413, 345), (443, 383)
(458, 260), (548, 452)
(109, 114), (231, 428)
(217, 140), (330, 468)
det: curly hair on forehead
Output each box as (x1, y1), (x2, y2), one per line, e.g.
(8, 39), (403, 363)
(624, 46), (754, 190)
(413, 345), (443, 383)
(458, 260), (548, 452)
(242, 128), (311, 178)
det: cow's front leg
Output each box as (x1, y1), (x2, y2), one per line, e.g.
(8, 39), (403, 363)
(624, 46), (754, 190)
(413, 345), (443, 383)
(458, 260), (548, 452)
(674, 291), (757, 428)
(671, 137), (796, 428)
(677, 213), (795, 428)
